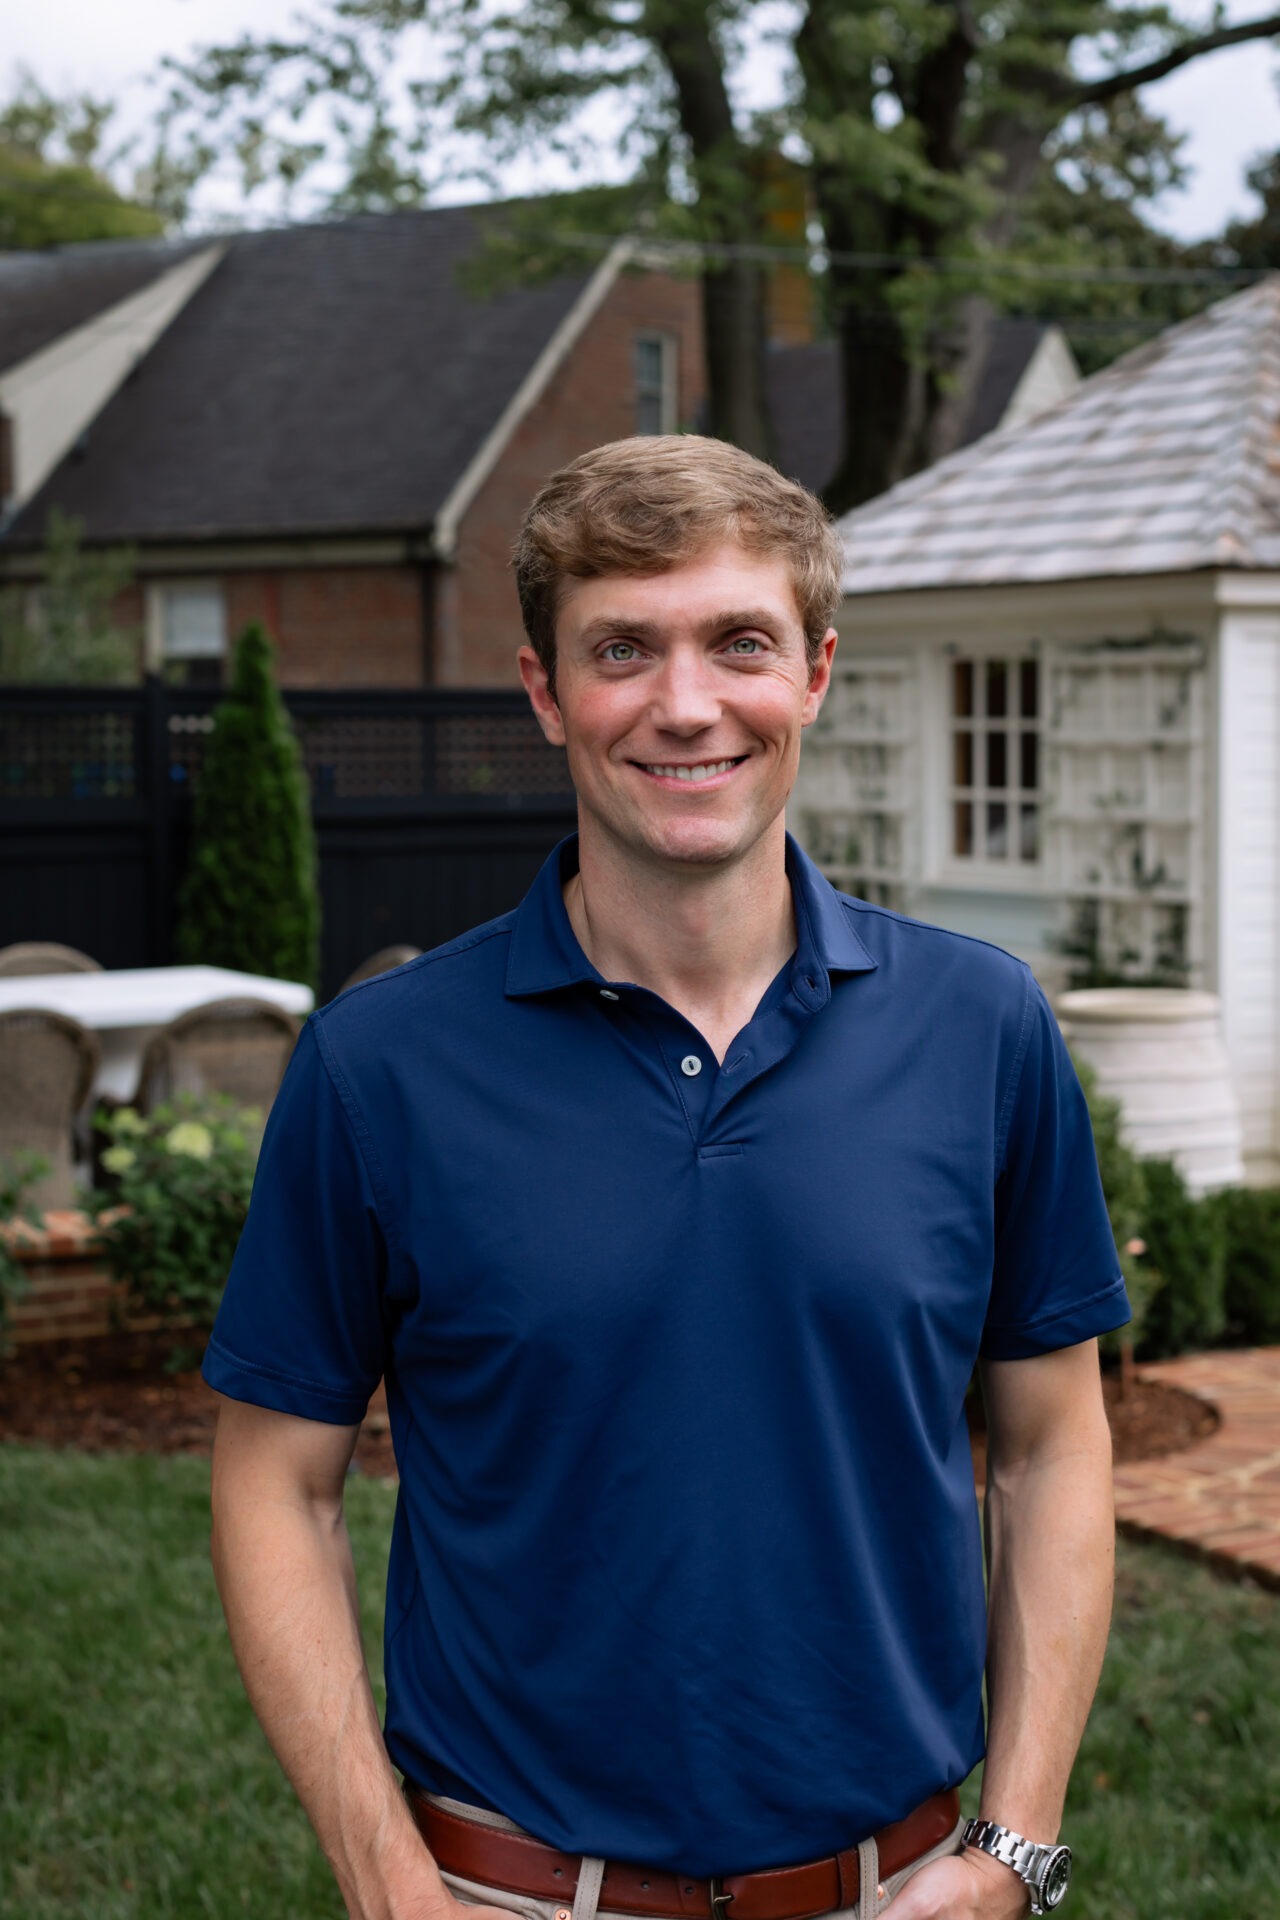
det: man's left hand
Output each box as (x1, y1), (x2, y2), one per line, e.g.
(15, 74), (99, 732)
(879, 1844), (1030, 1918)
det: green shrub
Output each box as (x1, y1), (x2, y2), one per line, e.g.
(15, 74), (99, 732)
(1135, 1156), (1228, 1358)
(83, 1099), (259, 1330)
(1216, 1185), (1280, 1345)
(1072, 1055), (1161, 1355)
(0, 1153), (49, 1351)
(173, 622), (320, 991)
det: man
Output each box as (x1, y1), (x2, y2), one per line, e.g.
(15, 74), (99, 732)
(204, 436), (1127, 1920)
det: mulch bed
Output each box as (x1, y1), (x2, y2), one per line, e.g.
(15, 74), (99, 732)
(0, 1329), (1217, 1484)
(0, 1330), (399, 1480)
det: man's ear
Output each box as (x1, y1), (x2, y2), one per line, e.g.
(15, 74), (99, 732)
(518, 645), (566, 748)
(801, 629), (838, 728)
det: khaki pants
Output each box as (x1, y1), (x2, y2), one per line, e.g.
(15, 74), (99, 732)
(429, 1794), (966, 1920)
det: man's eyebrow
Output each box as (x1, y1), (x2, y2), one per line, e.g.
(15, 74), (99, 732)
(571, 606), (791, 646)
(572, 614), (665, 646)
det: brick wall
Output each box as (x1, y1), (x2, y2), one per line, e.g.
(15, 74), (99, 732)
(2, 1210), (162, 1346)
(113, 269), (702, 693)
(224, 566), (428, 686)
(437, 268), (705, 687)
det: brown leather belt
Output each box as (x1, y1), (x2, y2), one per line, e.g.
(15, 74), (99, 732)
(405, 1788), (961, 1920)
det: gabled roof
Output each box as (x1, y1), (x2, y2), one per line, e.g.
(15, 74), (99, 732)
(2, 207), (605, 548)
(767, 318), (1062, 497)
(0, 237), (207, 376)
(837, 276), (1280, 596)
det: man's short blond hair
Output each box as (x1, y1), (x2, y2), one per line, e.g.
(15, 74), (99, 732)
(513, 436), (842, 689)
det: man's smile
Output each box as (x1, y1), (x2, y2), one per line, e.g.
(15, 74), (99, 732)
(634, 756), (747, 785)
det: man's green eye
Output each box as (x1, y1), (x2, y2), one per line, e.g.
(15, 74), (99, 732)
(729, 637), (761, 653)
(603, 642), (636, 661)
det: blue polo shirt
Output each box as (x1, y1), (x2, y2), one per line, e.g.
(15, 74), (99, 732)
(204, 835), (1128, 1875)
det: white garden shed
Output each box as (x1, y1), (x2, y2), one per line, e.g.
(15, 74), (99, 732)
(792, 277), (1280, 1180)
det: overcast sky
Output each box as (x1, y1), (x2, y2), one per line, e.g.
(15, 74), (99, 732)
(7, 0), (1278, 240)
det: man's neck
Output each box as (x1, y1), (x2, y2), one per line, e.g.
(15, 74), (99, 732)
(564, 826), (796, 1064)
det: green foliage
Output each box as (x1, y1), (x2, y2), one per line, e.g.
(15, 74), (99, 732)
(83, 1100), (259, 1331)
(0, 1152), (50, 1351)
(0, 510), (141, 686)
(1216, 1185), (1280, 1347)
(1072, 1054), (1159, 1353)
(173, 622), (320, 991)
(1134, 1157), (1228, 1360)
(1202, 147), (1280, 275)
(0, 70), (165, 249)
(1072, 1053), (1280, 1360)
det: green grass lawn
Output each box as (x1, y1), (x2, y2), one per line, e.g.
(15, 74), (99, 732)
(2, 1443), (1277, 1920)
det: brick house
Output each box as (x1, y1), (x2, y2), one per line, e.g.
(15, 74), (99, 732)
(0, 210), (703, 690)
(0, 209), (1071, 691)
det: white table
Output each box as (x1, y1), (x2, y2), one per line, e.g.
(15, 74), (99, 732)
(0, 965), (315, 1103)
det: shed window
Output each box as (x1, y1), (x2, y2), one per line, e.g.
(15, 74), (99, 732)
(634, 333), (677, 435)
(950, 655), (1040, 864)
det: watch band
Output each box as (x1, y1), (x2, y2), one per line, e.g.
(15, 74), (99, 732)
(961, 1817), (1073, 1913)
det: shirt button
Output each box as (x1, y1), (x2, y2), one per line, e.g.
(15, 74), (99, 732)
(599, 988), (620, 1001)
(680, 1054), (703, 1077)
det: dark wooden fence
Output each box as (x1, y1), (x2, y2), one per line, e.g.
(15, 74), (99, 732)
(0, 681), (577, 1002)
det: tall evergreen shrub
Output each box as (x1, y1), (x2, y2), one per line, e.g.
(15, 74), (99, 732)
(174, 623), (319, 990)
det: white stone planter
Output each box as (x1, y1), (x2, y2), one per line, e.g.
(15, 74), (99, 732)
(1057, 988), (1244, 1195)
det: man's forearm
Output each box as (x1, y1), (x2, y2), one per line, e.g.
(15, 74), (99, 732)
(210, 1402), (446, 1920)
(881, 1344), (1114, 1918)
(979, 1352), (1115, 1840)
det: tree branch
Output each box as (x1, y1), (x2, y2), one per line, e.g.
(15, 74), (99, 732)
(1070, 13), (1280, 109)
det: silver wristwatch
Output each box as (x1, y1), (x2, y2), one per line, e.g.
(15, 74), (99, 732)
(961, 1817), (1072, 1913)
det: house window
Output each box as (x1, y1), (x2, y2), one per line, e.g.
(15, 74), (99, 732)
(634, 333), (678, 435)
(150, 583), (227, 686)
(950, 655), (1040, 865)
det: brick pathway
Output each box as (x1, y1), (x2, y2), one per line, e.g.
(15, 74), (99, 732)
(1113, 1348), (1280, 1589)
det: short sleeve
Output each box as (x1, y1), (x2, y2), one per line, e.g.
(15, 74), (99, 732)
(202, 1016), (390, 1422)
(983, 976), (1131, 1360)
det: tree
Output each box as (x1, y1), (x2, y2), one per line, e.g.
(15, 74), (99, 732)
(0, 71), (166, 249)
(174, 624), (321, 993)
(793, 1), (1280, 507)
(1207, 145), (1280, 269)
(155, 2), (1280, 501)
(0, 509), (141, 684)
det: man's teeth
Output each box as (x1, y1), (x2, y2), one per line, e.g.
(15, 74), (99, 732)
(646, 760), (738, 781)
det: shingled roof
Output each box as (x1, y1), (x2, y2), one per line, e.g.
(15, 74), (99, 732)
(837, 276), (1280, 596)
(0, 236), (206, 376)
(3, 207), (601, 547)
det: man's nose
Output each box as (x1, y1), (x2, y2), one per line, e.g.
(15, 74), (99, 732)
(648, 651), (721, 733)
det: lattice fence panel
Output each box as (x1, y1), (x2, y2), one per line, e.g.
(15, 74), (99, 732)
(0, 705), (140, 800)
(1044, 640), (1206, 985)
(792, 657), (917, 908)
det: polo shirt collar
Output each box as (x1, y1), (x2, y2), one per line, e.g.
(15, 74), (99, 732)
(505, 834), (877, 999)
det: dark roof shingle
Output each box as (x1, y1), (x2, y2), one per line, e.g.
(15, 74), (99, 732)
(5, 208), (598, 546)
(767, 319), (1055, 496)
(0, 236), (205, 375)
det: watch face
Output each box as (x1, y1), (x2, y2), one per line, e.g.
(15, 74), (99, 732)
(1041, 1847), (1072, 1909)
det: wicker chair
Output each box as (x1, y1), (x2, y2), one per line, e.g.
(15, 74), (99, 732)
(338, 945), (422, 994)
(136, 998), (301, 1116)
(0, 1009), (100, 1209)
(0, 941), (103, 977)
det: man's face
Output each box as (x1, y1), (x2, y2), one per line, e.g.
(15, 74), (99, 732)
(519, 542), (836, 876)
